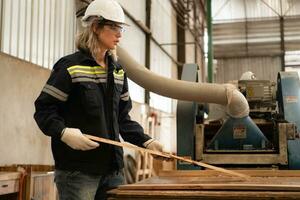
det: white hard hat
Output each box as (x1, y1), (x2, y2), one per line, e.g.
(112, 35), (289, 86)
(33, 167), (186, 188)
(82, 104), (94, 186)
(82, 0), (127, 27)
(240, 71), (256, 80)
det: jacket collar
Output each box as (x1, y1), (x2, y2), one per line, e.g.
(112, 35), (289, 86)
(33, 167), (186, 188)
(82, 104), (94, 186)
(78, 49), (122, 71)
(78, 48), (95, 62)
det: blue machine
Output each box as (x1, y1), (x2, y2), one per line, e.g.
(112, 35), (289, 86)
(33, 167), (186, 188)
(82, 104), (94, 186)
(277, 72), (300, 169)
(177, 65), (300, 169)
(176, 64), (200, 170)
(207, 116), (269, 150)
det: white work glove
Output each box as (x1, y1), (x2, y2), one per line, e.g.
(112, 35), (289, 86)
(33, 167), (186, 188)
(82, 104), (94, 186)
(143, 139), (171, 161)
(143, 139), (163, 152)
(61, 128), (99, 151)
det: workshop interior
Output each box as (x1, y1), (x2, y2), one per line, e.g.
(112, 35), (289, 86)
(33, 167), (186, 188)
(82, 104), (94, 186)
(1, 0), (300, 199)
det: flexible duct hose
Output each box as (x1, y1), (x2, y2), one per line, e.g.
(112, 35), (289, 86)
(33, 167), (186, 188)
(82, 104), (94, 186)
(117, 46), (249, 118)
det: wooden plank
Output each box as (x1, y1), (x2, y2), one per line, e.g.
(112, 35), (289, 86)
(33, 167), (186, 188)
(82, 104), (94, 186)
(31, 172), (54, 178)
(108, 189), (300, 200)
(0, 165), (54, 172)
(118, 174), (300, 191)
(0, 172), (20, 181)
(85, 134), (250, 180)
(108, 170), (300, 199)
(158, 170), (300, 177)
(31, 173), (57, 200)
(119, 183), (300, 191)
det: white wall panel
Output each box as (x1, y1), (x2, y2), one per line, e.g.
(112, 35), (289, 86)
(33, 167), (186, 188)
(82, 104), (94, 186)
(185, 30), (195, 63)
(148, 0), (177, 113)
(151, 0), (177, 55)
(286, 67), (300, 78)
(157, 112), (176, 152)
(119, 17), (146, 103)
(149, 41), (173, 113)
(117, 0), (146, 24)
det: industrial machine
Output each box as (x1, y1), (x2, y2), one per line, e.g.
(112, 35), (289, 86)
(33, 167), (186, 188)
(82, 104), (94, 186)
(113, 48), (300, 200)
(117, 47), (300, 169)
(177, 64), (300, 170)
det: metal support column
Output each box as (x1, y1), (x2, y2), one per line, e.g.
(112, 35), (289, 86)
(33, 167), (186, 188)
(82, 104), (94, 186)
(206, 0), (213, 83)
(145, 0), (151, 104)
(280, 16), (285, 71)
(176, 1), (186, 79)
(193, 1), (197, 64)
(279, 0), (285, 71)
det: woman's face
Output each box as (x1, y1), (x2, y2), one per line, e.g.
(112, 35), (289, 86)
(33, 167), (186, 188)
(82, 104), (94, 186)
(96, 22), (123, 50)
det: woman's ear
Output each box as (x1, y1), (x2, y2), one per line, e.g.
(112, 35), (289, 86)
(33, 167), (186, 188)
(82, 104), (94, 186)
(92, 23), (99, 34)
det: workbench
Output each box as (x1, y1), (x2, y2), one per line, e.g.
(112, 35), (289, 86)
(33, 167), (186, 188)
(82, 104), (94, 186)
(108, 170), (300, 200)
(0, 172), (21, 199)
(0, 165), (57, 200)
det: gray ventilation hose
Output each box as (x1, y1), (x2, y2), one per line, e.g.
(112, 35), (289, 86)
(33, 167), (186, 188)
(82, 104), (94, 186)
(117, 46), (249, 118)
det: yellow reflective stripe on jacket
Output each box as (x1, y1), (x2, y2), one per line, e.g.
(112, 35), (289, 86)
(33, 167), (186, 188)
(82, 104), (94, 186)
(68, 70), (106, 75)
(113, 69), (124, 85)
(67, 65), (126, 85)
(67, 65), (105, 70)
(67, 65), (106, 75)
(67, 65), (107, 83)
(113, 69), (124, 78)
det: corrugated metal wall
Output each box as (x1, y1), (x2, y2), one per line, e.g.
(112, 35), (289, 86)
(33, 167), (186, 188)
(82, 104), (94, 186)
(213, 0), (300, 21)
(213, 16), (300, 58)
(285, 16), (300, 51)
(215, 56), (281, 83)
(213, 18), (281, 58)
(212, 0), (300, 83)
(1, 0), (76, 69)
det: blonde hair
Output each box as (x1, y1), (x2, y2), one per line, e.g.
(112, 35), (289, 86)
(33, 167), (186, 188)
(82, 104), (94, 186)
(76, 18), (118, 62)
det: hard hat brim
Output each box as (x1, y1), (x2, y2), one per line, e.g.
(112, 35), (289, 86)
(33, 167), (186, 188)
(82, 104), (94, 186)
(81, 15), (130, 27)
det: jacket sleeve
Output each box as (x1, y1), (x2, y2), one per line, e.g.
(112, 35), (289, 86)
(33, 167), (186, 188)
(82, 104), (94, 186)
(34, 58), (72, 139)
(118, 74), (151, 147)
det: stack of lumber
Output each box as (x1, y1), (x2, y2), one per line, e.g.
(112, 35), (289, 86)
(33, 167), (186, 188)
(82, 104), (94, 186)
(108, 170), (300, 200)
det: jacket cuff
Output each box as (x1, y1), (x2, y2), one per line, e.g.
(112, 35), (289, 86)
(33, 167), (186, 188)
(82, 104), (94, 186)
(143, 139), (155, 148)
(51, 124), (66, 140)
(60, 128), (67, 139)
